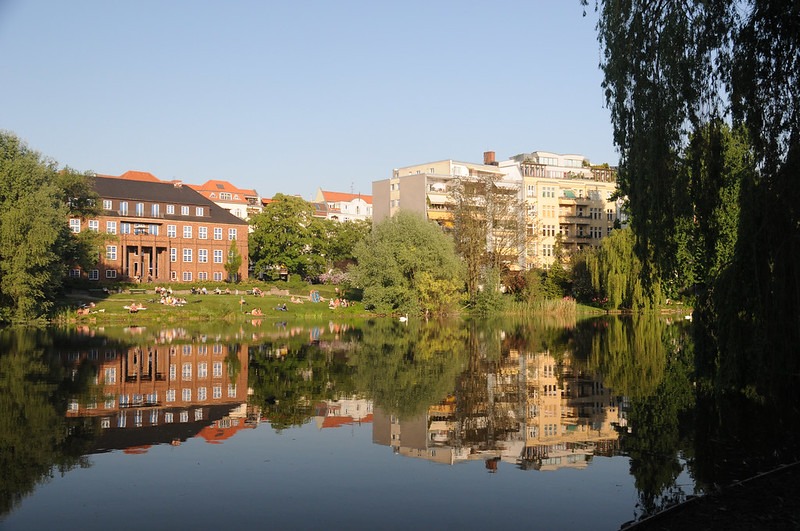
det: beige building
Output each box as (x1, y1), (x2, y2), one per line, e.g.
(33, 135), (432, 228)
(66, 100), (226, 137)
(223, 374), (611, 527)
(499, 151), (623, 269)
(313, 189), (372, 222)
(372, 157), (513, 227)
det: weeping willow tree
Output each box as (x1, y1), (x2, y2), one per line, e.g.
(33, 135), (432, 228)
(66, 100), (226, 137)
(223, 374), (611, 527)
(580, 228), (661, 311)
(586, 1), (800, 397)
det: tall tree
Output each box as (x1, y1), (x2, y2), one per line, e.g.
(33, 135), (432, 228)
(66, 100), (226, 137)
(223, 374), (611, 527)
(450, 175), (524, 302)
(588, 0), (800, 396)
(248, 194), (327, 280)
(0, 133), (98, 322)
(350, 211), (464, 315)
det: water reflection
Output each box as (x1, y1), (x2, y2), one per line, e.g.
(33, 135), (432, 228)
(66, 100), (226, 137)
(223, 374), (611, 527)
(4, 315), (794, 527)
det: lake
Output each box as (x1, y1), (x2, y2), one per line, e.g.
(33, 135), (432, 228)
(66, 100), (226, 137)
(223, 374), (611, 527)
(0, 315), (793, 530)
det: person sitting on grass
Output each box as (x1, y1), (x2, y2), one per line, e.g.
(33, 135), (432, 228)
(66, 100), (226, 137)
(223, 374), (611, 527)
(274, 303), (288, 311)
(251, 307), (263, 316)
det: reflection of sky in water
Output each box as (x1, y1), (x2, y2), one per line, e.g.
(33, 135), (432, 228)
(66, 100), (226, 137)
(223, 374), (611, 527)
(2, 420), (652, 530)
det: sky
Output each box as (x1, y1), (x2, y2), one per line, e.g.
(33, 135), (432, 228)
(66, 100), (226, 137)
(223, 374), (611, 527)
(0, 0), (616, 200)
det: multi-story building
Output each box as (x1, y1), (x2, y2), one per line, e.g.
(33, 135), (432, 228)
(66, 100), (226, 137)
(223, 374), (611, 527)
(312, 189), (372, 222)
(189, 179), (262, 221)
(69, 171), (249, 284)
(372, 157), (513, 228)
(500, 151), (622, 269)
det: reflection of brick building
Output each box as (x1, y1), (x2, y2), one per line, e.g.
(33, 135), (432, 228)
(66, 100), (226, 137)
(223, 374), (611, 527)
(62, 340), (250, 449)
(69, 171), (249, 284)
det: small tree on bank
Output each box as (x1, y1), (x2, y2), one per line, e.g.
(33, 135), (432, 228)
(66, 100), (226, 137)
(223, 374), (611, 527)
(350, 211), (464, 316)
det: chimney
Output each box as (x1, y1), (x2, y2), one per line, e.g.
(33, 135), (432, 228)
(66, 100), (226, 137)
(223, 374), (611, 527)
(483, 151), (497, 166)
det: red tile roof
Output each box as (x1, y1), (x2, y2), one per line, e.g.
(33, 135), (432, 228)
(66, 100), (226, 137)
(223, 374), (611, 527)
(117, 170), (162, 182)
(320, 190), (372, 204)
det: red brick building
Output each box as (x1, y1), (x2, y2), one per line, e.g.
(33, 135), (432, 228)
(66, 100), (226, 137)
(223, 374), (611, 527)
(69, 171), (249, 284)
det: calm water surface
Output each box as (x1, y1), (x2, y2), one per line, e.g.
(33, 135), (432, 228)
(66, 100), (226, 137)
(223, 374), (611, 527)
(0, 315), (780, 530)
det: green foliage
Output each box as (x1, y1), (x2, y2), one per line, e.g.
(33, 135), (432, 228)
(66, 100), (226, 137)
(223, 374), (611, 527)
(349, 319), (467, 420)
(350, 211), (464, 315)
(248, 194), (327, 280)
(472, 266), (505, 315)
(323, 218), (371, 268)
(593, 0), (800, 398)
(225, 239), (242, 283)
(0, 132), (98, 322)
(583, 228), (661, 311)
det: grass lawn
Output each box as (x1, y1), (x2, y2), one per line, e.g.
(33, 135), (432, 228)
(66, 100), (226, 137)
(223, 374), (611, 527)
(64, 283), (365, 324)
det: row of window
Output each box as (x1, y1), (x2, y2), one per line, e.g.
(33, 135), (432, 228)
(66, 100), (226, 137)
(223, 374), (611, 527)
(102, 199), (204, 218)
(71, 219), (238, 240)
(71, 268), (226, 282)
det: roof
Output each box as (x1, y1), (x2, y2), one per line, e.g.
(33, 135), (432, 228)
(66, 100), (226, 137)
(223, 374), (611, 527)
(189, 179), (259, 202)
(319, 190), (372, 205)
(94, 175), (248, 226)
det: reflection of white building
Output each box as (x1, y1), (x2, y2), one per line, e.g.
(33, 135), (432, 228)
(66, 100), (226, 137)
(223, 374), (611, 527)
(313, 398), (373, 429)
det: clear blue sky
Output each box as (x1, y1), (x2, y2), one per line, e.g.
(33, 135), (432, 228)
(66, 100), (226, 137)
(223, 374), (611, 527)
(0, 0), (616, 200)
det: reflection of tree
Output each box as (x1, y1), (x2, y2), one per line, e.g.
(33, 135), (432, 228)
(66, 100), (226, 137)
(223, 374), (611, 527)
(616, 323), (695, 519)
(248, 337), (356, 432)
(0, 329), (96, 515)
(349, 319), (467, 420)
(583, 316), (668, 399)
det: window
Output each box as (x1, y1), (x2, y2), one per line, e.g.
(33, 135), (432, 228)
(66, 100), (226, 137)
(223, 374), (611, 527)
(213, 272), (223, 281)
(198, 362), (208, 378)
(183, 226), (192, 238)
(103, 199), (113, 210)
(182, 271), (192, 282)
(213, 250), (223, 263)
(170, 248), (177, 262)
(169, 364), (177, 379)
(198, 226), (207, 239)
(106, 221), (117, 234)
(227, 384), (237, 398)
(213, 386), (222, 399)
(198, 249), (208, 263)
(214, 227), (222, 240)
(104, 367), (116, 384)
(69, 269), (81, 278)
(88, 220), (99, 232)
(181, 205), (189, 216)
(89, 269), (99, 281)
(180, 411), (189, 422)
(120, 201), (128, 215)
(182, 388), (191, 402)
(198, 271), (208, 280)
(198, 387), (207, 401)
(149, 224), (159, 235)
(106, 269), (117, 279)
(220, 192), (232, 200)
(183, 248), (192, 262)
(69, 219), (81, 233)
(121, 222), (131, 234)
(167, 224), (176, 238)
(213, 362), (223, 377)
(171, 271), (177, 280)
(196, 207), (204, 216)
(167, 204), (175, 214)
(106, 245), (117, 260)
(136, 203), (144, 216)
(182, 363), (192, 380)
(228, 228), (237, 240)
(166, 389), (176, 402)
(152, 204), (160, 217)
